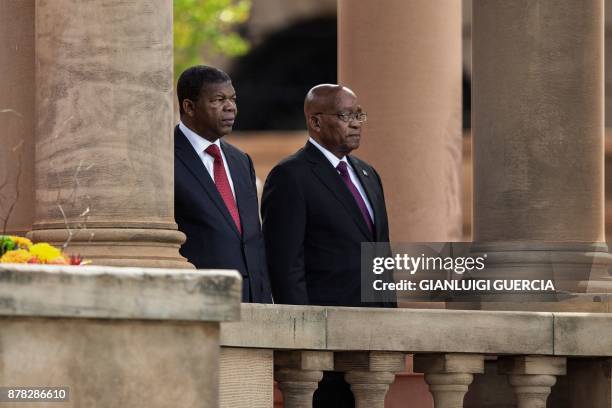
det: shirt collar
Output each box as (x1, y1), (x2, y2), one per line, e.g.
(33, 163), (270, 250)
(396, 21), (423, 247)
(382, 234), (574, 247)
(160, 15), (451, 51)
(308, 137), (349, 169)
(179, 121), (221, 154)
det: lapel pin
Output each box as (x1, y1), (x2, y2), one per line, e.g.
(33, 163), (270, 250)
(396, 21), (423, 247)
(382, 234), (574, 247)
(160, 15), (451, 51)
(362, 169), (368, 177)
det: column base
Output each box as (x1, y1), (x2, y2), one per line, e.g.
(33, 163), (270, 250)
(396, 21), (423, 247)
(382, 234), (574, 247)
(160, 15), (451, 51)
(28, 227), (193, 269)
(446, 242), (612, 312)
(464, 242), (612, 302)
(582, 276), (612, 292)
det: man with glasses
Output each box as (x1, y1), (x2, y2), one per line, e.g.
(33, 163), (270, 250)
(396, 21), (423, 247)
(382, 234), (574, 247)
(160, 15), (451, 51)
(262, 84), (395, 407)
(174, 65), (272, 303)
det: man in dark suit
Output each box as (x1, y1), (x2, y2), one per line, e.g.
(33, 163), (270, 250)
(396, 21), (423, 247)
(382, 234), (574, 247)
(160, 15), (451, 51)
(262, 84), (394, 307)
(261, 84), (395, 407)
(174, 65), (272, 303)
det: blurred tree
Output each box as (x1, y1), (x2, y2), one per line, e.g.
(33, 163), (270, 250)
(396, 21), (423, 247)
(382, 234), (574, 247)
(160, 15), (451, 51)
(174, 0), (251, 80)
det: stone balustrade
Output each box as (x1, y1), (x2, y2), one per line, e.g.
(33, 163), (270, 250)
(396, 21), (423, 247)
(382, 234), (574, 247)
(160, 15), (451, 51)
(220, 304), (612, 408)
(1, 265), (610, 408)
(0, 264), (242, 408)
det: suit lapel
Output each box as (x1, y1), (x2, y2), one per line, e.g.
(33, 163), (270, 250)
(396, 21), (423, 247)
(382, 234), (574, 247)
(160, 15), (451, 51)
(174, 127), (242, 238)
(305, 143), (373, 240)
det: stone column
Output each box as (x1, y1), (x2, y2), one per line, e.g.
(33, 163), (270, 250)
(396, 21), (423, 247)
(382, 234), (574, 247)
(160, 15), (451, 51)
(30, 0), (190, 268)
(472, 0), (610, 294)
(0, 0), (35, 236)
(414, 353), (484, 408)
(498, 356), (566, 408)
(274, 350), (333, 408)
(338, 0), (463, 242)
(335, 351), (406, 408)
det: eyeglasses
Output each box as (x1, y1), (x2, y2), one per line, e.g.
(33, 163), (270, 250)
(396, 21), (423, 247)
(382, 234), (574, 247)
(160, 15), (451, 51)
(316, 111), (368, 123)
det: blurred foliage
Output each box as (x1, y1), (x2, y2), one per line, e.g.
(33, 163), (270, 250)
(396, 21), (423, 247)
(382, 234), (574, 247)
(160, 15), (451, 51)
(174, 0), (251, 80)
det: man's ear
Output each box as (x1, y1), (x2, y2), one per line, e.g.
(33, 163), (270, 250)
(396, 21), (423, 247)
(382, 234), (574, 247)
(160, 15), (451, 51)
(182, 99), (195, 117)
(309, 115), (321, 132)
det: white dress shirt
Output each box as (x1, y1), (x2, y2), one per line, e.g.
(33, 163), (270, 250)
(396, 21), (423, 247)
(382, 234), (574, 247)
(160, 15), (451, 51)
(180, 121), (236, 199)
(308, 137), (375, 222)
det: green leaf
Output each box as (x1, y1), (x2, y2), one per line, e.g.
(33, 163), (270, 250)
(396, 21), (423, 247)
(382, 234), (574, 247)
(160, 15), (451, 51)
(174, 0), (252, 80)
(0, 236), (15, 256)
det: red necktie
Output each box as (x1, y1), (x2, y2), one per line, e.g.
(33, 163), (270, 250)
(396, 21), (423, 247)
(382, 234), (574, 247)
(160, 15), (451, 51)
(205, 144), (242, 234)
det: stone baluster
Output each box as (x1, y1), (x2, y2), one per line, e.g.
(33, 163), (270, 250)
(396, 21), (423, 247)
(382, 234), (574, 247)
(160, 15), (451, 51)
(335, 351), (406, 408)
(414, 353), (485, 408)
(274, 350), (333, 408)
(498, 356), (567, 408)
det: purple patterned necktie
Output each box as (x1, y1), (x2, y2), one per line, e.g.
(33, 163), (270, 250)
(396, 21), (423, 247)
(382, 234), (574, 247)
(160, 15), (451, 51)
(336, 161), (374, 235)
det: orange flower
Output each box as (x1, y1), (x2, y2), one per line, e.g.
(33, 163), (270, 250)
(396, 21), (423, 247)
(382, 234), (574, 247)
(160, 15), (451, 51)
(0, 249), (33, 264)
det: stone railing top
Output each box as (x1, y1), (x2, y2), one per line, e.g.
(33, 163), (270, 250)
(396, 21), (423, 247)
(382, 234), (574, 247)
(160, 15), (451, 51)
(220, 304), (612, 357)
(0, 264), (242, 322)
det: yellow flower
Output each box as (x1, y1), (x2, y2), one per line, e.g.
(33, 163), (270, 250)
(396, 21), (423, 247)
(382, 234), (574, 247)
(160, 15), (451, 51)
(28, 243), (63, 264)
(9, 236), (32, 249)
(0, 249), (33, 264)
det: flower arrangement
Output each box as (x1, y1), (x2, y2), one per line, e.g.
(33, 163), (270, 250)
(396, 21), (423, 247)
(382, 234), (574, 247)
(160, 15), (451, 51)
(0, 235), (90, 265)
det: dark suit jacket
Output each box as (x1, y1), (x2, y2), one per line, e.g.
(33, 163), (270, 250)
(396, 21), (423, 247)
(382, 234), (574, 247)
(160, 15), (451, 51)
(174, 126), (272, 303)
(261, 142), (395, 307)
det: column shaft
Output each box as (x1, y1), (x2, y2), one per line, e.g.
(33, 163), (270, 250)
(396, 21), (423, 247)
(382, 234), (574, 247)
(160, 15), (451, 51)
(0, 0), (35, 236)
(338, 0), (463, 241)
(31, 0), (190, 267)
(473, 0), (604, 242)
(472, 0), (610, 295)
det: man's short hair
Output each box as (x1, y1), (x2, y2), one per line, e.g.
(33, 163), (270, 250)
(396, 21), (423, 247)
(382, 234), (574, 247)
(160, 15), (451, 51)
(177, 65), (231, 115)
